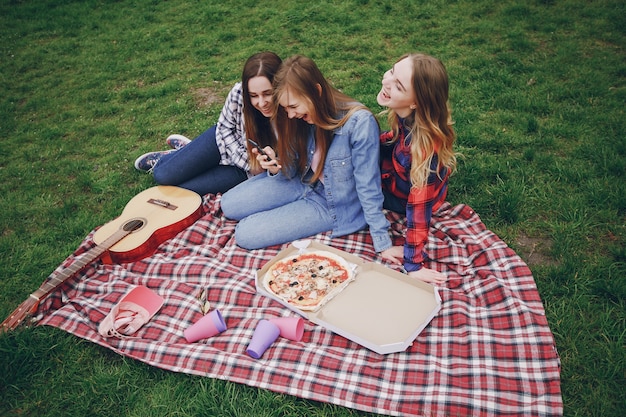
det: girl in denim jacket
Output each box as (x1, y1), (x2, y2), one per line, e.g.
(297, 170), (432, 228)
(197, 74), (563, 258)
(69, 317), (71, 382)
(221, 55), (393, 254)
(377, 53), (457, 284)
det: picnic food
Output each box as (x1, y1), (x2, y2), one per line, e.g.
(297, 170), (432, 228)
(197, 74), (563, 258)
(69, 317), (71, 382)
(263, 250), (355, 310)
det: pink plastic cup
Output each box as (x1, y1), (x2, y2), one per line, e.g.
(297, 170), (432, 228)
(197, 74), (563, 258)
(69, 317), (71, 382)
(246, 319), (280, 359)
(184, 309), (227, 343)
(269, 316), (304, 342)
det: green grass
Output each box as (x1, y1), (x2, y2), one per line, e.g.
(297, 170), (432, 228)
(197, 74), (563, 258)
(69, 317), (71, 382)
(1, 0), (625, 415)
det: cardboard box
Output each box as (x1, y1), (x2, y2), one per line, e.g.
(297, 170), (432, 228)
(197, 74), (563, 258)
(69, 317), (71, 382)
(255, 240), (441, 355)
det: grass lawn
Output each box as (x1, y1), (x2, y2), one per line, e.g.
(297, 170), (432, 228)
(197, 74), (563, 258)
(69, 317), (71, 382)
(1, 0), (624, 416)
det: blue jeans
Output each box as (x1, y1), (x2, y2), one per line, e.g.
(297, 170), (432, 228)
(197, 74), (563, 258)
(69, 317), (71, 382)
(152, 125), (247, 196)
(220, 174), (334, 249)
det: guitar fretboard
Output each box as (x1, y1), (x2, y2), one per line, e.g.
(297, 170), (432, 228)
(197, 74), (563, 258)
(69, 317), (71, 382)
(30, 228), (133, 301)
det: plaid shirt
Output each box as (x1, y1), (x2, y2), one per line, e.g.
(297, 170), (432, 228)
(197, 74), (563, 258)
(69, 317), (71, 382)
(380, 127), (449, 271)
(215, 82), (250, 172)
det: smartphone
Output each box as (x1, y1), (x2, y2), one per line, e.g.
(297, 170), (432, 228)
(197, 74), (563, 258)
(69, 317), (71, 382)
(247, 138), (271, 161)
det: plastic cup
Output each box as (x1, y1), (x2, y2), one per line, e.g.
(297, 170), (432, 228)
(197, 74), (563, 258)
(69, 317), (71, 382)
(123, 285), (164, 315)
(246, 319), (280, 359)
(184, 309), (227, 343)
(269, 317), (304, 342)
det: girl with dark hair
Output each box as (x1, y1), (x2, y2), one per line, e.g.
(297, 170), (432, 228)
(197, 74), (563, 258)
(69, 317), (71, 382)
(134, 51), (282, 195)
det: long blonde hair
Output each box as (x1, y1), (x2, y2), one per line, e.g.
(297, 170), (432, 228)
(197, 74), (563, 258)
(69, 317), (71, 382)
(383, 53), (457, 187)
(272, 55), (368, 182)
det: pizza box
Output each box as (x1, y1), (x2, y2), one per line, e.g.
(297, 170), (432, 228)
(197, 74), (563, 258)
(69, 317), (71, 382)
(255, 240), (441, 355)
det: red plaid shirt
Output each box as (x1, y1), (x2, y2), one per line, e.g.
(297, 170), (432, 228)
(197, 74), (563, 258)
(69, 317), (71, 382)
(380, 128), (449, 271)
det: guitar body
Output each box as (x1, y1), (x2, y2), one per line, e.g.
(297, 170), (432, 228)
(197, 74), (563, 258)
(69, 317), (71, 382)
(93, 186), (203, 264)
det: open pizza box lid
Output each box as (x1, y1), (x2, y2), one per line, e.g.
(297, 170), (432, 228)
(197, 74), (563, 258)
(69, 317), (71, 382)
(255, 240), (442, 355)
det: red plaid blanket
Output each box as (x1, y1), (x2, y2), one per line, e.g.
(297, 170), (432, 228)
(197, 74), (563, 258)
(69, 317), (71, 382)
(35, 195), (562, 416)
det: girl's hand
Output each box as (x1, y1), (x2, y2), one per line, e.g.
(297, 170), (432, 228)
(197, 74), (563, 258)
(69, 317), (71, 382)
(253, 147), (281, 174)
(380, 246), (403, 265)
(380, 246), (447, 285)
(408, 267), (447, 285)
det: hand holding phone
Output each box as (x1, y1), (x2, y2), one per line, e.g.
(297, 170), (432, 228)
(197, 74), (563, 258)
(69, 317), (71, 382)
(247, 139), (280, 172)
(247, 138), (271, 161)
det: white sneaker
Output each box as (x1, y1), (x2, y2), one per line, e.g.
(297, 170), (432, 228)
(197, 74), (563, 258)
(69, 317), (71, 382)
(166, 134), (191, 149)
(133, 150), (173, 172)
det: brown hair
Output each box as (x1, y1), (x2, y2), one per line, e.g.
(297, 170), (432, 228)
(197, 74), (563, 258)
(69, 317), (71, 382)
(383, 53), (457, 186)
(241, 52), (282, 172)
(272, 55), (368, 182)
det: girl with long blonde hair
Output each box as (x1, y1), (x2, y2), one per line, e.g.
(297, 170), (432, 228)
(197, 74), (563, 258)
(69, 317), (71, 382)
(221, 55), (392, 253)
(377, 53), (457, 284)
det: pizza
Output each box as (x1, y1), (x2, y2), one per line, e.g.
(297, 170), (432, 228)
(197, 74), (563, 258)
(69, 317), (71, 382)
(263, 250), (355, 311)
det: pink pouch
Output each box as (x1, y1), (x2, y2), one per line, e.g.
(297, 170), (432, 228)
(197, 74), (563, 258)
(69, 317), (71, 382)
(98, 286), (164, 338)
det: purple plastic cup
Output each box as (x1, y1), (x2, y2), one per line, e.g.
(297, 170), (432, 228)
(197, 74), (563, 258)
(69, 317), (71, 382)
(247, 319), (280, 359)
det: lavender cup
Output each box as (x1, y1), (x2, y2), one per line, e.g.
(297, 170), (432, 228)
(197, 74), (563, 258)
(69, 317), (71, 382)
(247, 319), (280, 359)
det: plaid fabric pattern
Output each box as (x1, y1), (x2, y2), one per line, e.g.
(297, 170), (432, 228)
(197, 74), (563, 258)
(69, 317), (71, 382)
(35, 196), (562, 417)
(380, 129), (449, 272)
(215, 82), (250, 172)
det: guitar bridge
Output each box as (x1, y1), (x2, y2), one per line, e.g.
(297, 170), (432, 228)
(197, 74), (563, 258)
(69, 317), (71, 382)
(148, 198), (178, 210)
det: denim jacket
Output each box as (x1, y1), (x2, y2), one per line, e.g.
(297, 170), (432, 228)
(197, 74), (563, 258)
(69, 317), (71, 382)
(287, 109), (392, 252)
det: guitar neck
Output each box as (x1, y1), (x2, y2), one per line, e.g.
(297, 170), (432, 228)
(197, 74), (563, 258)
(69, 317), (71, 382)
(30, 228), (132, 302)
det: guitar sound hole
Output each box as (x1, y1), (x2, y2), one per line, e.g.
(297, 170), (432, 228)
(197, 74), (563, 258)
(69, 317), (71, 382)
(123, 219), (145, 232)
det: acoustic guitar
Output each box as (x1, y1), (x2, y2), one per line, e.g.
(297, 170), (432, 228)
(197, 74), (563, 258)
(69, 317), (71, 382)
(1, 186), (203, 331)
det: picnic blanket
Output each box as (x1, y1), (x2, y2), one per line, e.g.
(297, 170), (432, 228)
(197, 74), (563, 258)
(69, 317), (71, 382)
(34, 194), (563, 417)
